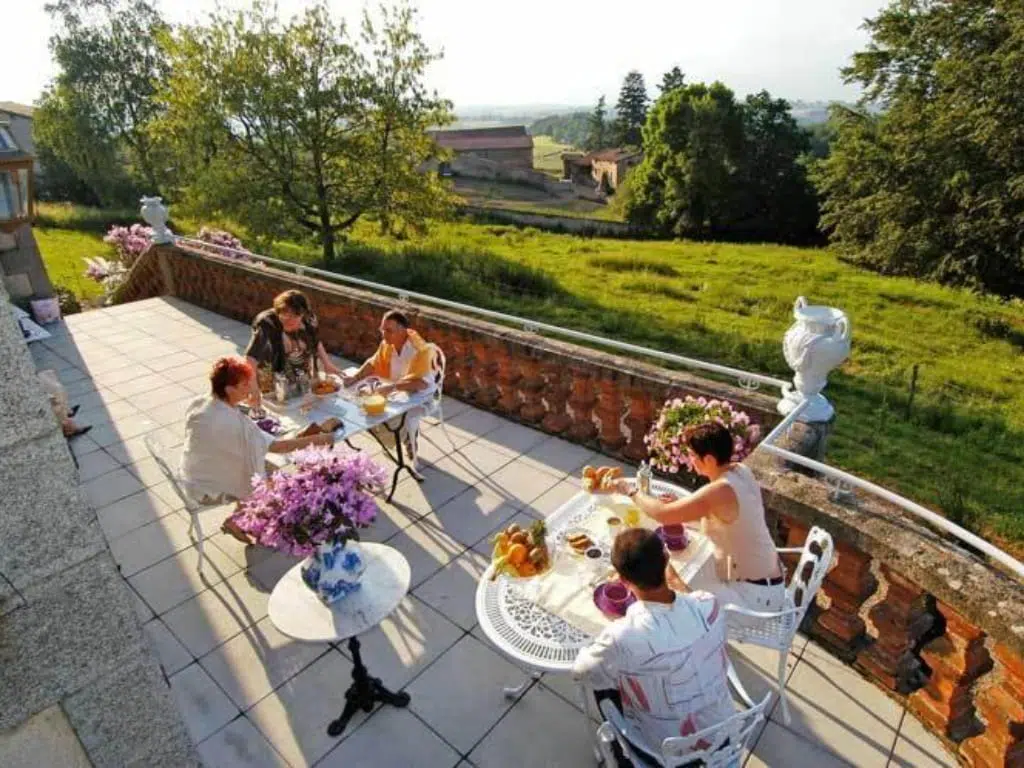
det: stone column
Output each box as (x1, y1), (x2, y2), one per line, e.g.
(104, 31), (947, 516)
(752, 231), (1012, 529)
(565, 367), (598, 444)
(594, 375), (625, 454)
(813, 541), (876, 661)
(909, 602), (992, 742)
(541, 361), (571, 435)
(960, 644), (1024, 766)
(622, 387), (656, 463)
(519, 357), (546, 425)
(495, 348), (523, 417)
(472, 339), (500, 409)
(855, 565), (933, 693)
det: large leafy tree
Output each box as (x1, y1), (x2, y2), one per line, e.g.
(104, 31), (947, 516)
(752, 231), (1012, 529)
(733, 91), (820, 243)
(812, 0), (1024, 296)
(623, 82), (744, 237)
(613, 71), (649, 147)
(584, 96), (608, 151)
(36, 0), (169, 204)
(157, 1), (452, 263)
(659, 66), (686, 95)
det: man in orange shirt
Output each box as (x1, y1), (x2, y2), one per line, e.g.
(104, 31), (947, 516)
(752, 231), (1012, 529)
(343, 309), (439, 470)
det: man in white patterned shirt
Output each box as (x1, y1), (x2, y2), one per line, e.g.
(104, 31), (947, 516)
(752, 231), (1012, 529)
(573, 528), (735, 766)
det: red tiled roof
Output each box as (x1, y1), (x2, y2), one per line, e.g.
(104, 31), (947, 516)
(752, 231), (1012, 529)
(432, 133), (533, 152)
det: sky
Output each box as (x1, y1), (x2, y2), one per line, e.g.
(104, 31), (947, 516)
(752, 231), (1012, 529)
(3, 0), (887, 111)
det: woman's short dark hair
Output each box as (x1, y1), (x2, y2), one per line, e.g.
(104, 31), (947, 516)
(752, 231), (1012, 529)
(272, 290), (311, 318)
(382, 309), (410, 328)
(612, 528), (667, 590)
(210, 356), (253, 399)
(685, 421), (734, 465)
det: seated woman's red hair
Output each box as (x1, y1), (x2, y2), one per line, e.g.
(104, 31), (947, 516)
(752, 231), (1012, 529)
(210, 356), (253, 399)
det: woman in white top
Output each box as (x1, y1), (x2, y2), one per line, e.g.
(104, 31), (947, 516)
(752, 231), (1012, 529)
(179, 357), (333, 540)
(618, 421), (785, 620)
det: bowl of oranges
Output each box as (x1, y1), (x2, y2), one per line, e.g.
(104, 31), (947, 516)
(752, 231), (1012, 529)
(489, 520), (551, 581)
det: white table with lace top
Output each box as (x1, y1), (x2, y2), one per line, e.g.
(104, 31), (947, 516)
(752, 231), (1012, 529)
(474, 479), (715, 674)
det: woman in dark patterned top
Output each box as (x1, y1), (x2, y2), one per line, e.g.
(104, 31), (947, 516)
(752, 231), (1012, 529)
(244, 290), (342, 403)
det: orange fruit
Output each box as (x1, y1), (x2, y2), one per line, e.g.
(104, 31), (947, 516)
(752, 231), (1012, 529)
(518, 562), (537, 577)
(494, 532), (510, 554)
(507, 543), (528, 566)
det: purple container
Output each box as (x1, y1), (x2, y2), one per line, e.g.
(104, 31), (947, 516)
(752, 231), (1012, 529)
(593, 581), (636, 618)
(655, 524), (689, 552)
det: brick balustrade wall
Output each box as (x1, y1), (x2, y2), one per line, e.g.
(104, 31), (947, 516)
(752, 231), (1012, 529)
(117, 243), (1024, 767)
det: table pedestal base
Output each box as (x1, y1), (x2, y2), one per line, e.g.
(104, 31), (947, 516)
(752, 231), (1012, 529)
(327, 635), (410, 737)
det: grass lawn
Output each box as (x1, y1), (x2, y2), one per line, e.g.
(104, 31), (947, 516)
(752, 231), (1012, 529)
(33, 227), (107, 302)
(532, 134), (575, 176)
(34, 210), (1024, 551)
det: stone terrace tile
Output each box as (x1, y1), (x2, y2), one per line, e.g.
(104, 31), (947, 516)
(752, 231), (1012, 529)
(319, 706), (461, 768)
(168, 662), (240, 745)
(128, 542), (241, 615)
(423, 487), (521, 549)
(162, 571), (271, 659)
(407, 634), (527, 754)
(890, 709), (959, 768)
(467, 683), (597, 768)
(197, 716), (291, 768)
(412, 548), (491, 631)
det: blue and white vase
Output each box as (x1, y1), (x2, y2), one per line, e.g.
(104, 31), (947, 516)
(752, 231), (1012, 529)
(300, 539), (366, 604)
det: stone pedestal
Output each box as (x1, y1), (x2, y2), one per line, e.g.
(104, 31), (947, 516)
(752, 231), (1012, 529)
(540, 362), (571, 435)
(622, 388), (655, 462)
(856, 565), (933, 693)
(813, 542), (875, 661)
(909, 602), (992, 742)
(595, 377), (625, 453)
(565, 369), (598, 444)
(960, 643), (1024, 766)
(775, 417), (835, 469)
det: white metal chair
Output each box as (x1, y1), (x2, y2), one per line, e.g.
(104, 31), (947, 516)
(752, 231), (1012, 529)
(144, 432), (208, 574)
(596, 693), (772, 767)
(424, 343), (454, 446)
(723, 525), (835, 724)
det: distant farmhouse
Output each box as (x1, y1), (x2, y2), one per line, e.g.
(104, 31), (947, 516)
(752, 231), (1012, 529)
(562, 148), (642, 192)
(429, 126), (534, 170)
(0, 102), (38, 174)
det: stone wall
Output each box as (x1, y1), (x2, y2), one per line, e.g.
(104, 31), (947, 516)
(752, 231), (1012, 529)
(0, 278), (195, 766)
(116, 242), (1024, 766)
(0, 224), (53, 303)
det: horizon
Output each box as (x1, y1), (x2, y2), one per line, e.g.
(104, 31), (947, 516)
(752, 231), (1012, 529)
(6, 0), (886, 111)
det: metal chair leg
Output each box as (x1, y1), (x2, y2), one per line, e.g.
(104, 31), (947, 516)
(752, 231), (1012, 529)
(777, 650), (791, 725)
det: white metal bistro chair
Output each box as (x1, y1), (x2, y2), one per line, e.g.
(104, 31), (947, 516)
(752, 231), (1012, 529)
(724, 525), (835, 725)
(144, 432), (209, 574)
(596, 692), (772, 767)
(423, 342), (453, 445)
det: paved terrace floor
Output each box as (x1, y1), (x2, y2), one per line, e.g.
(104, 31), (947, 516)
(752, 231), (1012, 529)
(28, 297), (959, 768)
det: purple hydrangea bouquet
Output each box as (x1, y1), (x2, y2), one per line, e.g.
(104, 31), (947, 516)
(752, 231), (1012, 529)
(645, 396), (760, 477)
(233, 446), (388, 603)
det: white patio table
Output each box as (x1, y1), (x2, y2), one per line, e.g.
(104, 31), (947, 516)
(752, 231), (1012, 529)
(474, 478), (716, 760)
(260, 380), (431, 501)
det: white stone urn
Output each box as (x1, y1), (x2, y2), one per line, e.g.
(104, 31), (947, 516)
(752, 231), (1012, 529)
(778, 296), (851, 422)
(140, 196), (173, 244)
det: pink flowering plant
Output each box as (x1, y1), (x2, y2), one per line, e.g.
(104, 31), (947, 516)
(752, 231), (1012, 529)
(197, 227), (251, 259)
(645, 396), (760, 474)
(103, 223), (153, 267)
(231, 446), (388, 556)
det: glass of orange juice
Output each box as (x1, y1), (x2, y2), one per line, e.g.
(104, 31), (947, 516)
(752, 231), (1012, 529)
(624, 505), (641, 527)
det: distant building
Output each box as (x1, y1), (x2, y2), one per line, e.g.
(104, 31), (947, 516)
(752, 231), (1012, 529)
(430, 126), (533, 170)
(562, 148), (642, 191)
(0, 102), (38, 174)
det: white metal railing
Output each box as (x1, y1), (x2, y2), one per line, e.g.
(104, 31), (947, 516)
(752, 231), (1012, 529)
(173, 236), (788, 392)
(172, 235), (1024, 580)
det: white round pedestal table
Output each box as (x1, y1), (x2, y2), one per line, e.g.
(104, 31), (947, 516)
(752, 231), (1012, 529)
(269, 543), (411, 737)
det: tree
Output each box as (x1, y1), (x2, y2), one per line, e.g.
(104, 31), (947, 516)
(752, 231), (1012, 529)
(659, 66), (686, 95)
(39, 0), (170, 202)
(613, 71), (649, 147)
(732, 91), (820, 243)
(812, 0), (1024, 296)
(585, 96), (608, 151)
(156, 1), (453, 263)
(624, 82), (743, 237)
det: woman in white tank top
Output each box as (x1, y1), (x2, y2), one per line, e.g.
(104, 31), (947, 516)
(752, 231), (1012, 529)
(618, 422), (785, 621)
